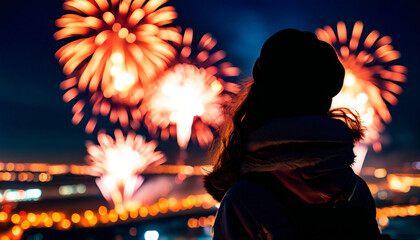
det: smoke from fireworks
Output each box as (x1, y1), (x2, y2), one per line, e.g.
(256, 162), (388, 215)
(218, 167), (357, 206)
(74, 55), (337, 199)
(86, 129), (166, 211)
(55, 0), (181, 132)
(316, 21), (406, 173)
(142, 28), (240, 149)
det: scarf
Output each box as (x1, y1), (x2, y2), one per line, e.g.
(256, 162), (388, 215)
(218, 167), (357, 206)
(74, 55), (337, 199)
(242, 116), (356, 204)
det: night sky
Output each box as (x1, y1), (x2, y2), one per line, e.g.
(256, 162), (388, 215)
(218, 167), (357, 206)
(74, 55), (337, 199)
(0, 0), (419, 165)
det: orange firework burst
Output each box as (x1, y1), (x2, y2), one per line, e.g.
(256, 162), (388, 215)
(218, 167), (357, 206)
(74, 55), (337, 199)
(60, 76), (144, 133)
(142, 28), (240, 149)
(86, 129), (166, 211)
(316, 21), (407, 150)
(55, 0), (181, 132)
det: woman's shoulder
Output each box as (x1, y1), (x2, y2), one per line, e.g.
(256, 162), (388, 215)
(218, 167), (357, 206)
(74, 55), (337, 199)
(216, 174), (292, 238)
(224, 178), (262, 198)
(222, 173), (292, 220)
(224, 172), (300, 205)
(225, 174), (276, 201)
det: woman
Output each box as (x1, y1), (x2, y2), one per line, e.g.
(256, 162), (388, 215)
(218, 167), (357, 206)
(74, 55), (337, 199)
(204, 29), (381, 239)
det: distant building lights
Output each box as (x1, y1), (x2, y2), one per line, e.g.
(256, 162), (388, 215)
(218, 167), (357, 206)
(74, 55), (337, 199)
(412, 162), (420, 170)
(1, 189), (42, 202)
(144, 230), (159, 240)
(58, 184), (87, 196)
(26, 189), (42, 199)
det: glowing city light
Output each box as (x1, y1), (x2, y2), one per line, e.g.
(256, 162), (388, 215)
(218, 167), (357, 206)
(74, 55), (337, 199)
(187, 215), (215, 228)
(86, 129), (166, 211)
(144, 230), (159, 240)
(374, 168), (387, 178)
(143, 28), (240, 149)
(55, 0), (181, 132)
(0, 162), (211, 176)
(58, 184), (86, 196)
(2, 193), (219, 234)
(0, 189), (42, 202)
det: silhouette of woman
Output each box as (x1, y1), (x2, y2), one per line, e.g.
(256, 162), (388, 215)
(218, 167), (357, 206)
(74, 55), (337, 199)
(204, 29), (381, 239)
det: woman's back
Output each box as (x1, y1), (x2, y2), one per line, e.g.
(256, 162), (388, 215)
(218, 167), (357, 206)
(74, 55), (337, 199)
(214, 172), (380, 239)
(212, 116), (380, 239)
(204, 29), (381, 239)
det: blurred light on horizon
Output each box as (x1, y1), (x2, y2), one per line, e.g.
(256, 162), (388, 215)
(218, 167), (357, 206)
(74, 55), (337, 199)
(58, 184), (86, 196)
(412, 161), (420, 170)
(374, 168), (387, 178)
(187, 215), (215, 229)
(0, 188), (42, 202)
(0, 193), (218, 236)
(144, 230), (159, 240)
(387, 174), (420, 192)
(0, 162), (212, 176)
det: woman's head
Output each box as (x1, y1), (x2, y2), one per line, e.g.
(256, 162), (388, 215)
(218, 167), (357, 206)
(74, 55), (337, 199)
(233, 29), (346, 142)
(204, 29), (361, 201)
(252, 29), (345, 115)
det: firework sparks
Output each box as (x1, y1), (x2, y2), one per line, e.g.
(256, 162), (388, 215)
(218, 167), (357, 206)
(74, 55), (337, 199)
(60, 76), (145, 133)
(142, 28), (240, 149)
(55, 0), (181, 132)
(143, 63), (225, 149)
(316, 21), (406, 149)
(316, 21), (406, 174)
(86, 129), (166, 211)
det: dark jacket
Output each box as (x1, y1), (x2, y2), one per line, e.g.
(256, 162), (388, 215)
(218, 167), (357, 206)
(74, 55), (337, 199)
(210, 116), (381, 239)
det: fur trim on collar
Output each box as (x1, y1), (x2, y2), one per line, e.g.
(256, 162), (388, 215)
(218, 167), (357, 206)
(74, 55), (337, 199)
(241, 116), (354, 174)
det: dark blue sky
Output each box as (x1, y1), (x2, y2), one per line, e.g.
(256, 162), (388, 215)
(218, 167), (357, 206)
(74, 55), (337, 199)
(0, 0), (419, 164)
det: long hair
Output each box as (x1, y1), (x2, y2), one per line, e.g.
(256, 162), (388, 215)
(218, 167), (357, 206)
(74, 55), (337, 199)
(204, 79), (365, 201)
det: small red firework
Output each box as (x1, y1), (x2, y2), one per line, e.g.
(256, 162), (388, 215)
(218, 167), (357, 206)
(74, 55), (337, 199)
(142, 28), (240, 149)
(316, 21), (407, 150)
(86, 129), (166, 211)
(55, 0), (181, 132)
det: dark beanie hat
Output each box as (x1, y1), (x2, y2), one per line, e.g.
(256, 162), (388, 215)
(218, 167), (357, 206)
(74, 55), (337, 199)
(252, 29), (344, 114)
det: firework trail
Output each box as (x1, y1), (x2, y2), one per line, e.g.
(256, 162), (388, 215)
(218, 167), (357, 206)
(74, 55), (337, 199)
(86, 129), (166, 211)
(55, 0), (181, 132)
(142, 28), (240, 150)
(316, 21), (406, 172)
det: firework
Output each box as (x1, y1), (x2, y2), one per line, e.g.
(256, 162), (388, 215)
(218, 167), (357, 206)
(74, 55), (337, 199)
(142, 28), (240, 149)
(55, 0), (181, 132)
(60, 76), (144, 133)
(316, 21), (406, 149)
(316, 21), (406, 174)
(86, 129), (166, 211)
